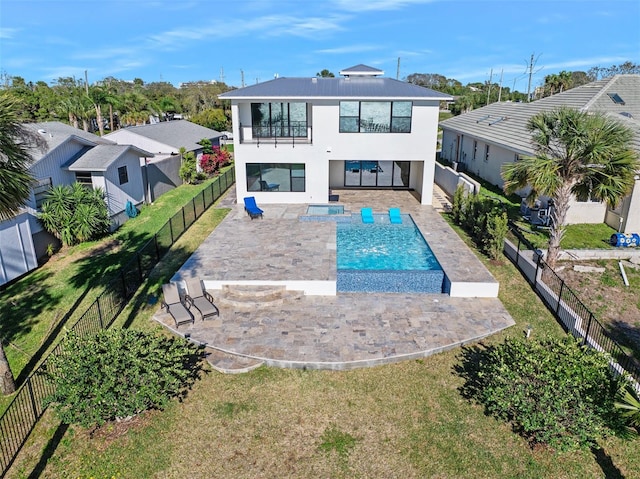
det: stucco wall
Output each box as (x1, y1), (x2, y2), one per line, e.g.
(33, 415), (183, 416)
(231, 99), (441, 205)
(143, 155), (182, 202)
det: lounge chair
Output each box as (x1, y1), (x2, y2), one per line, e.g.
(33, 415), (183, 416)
(361, 207), (374, 224)
(260, 180), (279, 191)
(184, 278), (219, 321)
(243, 196), (264, 219)
(161, 283), (194, 328)
(389, 207), (402, 224)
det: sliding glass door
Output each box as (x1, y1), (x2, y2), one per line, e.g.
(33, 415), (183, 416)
(344, 161), (410, 187)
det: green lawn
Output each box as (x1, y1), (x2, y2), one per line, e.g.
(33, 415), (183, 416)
(0, 174), (230, 414)
(6, 198), (640, 478)
(461, 171), (617, 250)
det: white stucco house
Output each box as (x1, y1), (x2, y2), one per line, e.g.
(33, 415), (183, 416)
(439, 75), (640, 233)
(219, 64), (452, 205)
(0, 122), (153, 286)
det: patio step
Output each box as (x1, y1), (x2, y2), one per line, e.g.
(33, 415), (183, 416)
(216, 284), (304, 310)
(205, 347), (264, 374)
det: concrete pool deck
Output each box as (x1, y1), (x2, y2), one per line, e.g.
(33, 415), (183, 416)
(157, 187), (515, 372)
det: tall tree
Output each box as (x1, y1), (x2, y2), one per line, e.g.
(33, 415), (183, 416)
(316, 69), (335, 78)
(0, 92), (46, 394)
(502, 107), (639, 268)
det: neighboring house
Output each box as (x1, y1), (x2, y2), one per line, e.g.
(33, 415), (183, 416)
(0, 122), (153, 287)
(104, 119), (223, 162)
(105, 120), (224, 201)
(439, 75), (640, 233)
(219, 64), (452, 205)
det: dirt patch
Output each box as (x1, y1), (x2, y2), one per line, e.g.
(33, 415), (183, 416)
(81, 410), (158, 451)
(557, 259), (640, 356)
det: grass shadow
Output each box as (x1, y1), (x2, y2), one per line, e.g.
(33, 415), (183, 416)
(14, 286), (92, 387)
(591, 445), (625, 479)
(26, 422), (69, 479)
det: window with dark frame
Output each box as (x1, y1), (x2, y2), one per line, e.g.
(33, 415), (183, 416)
(473, 140), (477, 160)
(34, 177), (52, 209)
(118, 166), (129, 185)
(484, 144), (490, 162)
(75, 172), (93, 189)
(339, 101), (412, 133)
(251, 102), (308, 138)
(245, 163), (305, 192)
(607, 93), (625, 105)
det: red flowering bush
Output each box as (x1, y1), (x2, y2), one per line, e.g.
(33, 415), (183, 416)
(199, 147), (232, 175)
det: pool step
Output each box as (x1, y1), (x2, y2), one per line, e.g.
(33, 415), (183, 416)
(215, 284), (304, 310)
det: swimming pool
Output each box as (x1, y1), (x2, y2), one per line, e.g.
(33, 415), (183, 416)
(307, 204), (345, 215)
(337, 214), (445, 293)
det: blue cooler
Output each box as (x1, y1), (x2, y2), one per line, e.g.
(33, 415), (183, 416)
(611, 233), (640, 247)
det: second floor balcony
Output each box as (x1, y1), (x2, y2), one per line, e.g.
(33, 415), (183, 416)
(239, 121), (312, 147)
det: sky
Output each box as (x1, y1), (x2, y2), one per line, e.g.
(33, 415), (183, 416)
(1, 0), (639, 93)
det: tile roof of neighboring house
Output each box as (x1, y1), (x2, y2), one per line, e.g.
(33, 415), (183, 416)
(219, 76), (452, 101)
(108, 120), (222, 152)
(67, 145), (154, 172)
(439, 75), (640, 156)
(23, 122), (115, 163)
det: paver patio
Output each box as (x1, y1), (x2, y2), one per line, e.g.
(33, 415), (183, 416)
(155, 187), (515, 371)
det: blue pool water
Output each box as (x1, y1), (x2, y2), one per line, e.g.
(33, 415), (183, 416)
(307, 204), (345, 215)
(336, 214), (444, 293)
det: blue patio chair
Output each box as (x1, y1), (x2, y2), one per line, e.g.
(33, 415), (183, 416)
(389, 207), (402, 224)
(361, 207), (374, 224)
(243, 196), (264, 219)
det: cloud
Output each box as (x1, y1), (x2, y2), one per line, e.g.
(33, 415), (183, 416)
(331, 0), (435, 12)
(0, 28), (19, 39)
(73, 47), (139, 61)
(147, 14), (347, 49)
(316, 44), (378, 54)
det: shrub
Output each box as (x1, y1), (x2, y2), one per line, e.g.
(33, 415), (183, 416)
(458, 336), (626, 451)
(484, 210), (508, 259)
(43, 329), (203, 428)
(450, 187), (508, 259)
(199, 146), (232, 176)
(615, 384), (640, 429)
(38, 183), (110, 246)
(179, 151), (198, 184)
(451, 185), (465, 224)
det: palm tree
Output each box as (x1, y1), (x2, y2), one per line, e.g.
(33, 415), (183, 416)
(502, 107), (639, 268)
(0, 92), (45, 394)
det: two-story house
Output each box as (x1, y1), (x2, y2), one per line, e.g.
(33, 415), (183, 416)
(0, 122), (153, 286)
(219, 64), (452, 205)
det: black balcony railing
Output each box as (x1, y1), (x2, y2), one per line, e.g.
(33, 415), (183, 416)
(239, 121), (312, 146)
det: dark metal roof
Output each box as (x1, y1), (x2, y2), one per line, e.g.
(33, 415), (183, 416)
(339, 64), (384, 76)
(219, 76), (452, 101)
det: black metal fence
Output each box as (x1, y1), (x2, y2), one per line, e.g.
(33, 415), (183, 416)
(0, 169), (235, 477)
(506, 222), (640, 383)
